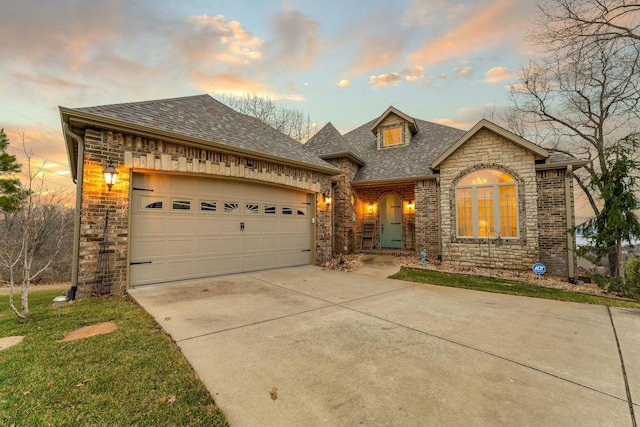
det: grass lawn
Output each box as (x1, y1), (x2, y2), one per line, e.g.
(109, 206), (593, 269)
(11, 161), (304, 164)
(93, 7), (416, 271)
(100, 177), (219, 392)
(0, 290), (228, 427)
(391, 268), (640, 309)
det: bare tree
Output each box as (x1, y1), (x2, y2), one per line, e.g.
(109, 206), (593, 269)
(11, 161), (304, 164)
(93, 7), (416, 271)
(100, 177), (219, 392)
(510, 0), (640, 275)
(533, 0), (640, 52)
(0, 131), (73, 322)
(218, 93), (316, 142)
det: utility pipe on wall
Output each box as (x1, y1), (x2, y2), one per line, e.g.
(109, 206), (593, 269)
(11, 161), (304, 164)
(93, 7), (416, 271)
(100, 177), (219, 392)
(63, 122), (84, 298)
(565, 165), (576, 282)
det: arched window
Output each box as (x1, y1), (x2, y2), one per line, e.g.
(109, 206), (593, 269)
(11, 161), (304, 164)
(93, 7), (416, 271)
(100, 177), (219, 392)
(455, 169), (518, 238)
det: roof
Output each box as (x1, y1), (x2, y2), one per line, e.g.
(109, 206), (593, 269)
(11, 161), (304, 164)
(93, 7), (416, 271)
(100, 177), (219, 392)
(430, 119), (549, 169)
(343, 118), (466, 183)
(60, 94), (340, 179)
(304, 123), (365, 166)
(307, 111), (585, 184)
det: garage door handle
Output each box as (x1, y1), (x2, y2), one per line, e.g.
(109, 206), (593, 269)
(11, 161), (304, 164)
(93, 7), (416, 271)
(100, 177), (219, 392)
(240, 222), (245, 231)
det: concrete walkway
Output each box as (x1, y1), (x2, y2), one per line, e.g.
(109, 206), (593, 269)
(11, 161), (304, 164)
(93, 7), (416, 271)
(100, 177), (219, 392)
(128, 256), (639, 426)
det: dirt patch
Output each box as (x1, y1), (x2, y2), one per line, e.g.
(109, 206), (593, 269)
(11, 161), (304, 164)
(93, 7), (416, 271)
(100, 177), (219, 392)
(60, 321), (118, 342)
(0, 336), (24, 351)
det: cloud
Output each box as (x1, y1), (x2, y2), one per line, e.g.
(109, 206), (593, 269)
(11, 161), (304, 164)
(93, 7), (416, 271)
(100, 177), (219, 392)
(404, 0), (469, 26)
(179, 15), (263, 65)
(350, 36), (403, 75)
(403, 66), (424, 82)
(192, 71), (276, 96)
(432, 118), (472, 130)
(265, 11), (320, 72)
(369, 73), (402, 87)
(453, 66), (473, 78)
(410, 0), (530, 66)
(483, 66), (516, 83)
(338, 79), (351, 88)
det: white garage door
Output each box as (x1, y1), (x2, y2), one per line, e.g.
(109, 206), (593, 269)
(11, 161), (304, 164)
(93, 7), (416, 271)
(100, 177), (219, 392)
(129, 173), (314, 286)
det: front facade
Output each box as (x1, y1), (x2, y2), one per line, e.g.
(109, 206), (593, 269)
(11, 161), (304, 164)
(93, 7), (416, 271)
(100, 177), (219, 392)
(61, 96), (584, 298)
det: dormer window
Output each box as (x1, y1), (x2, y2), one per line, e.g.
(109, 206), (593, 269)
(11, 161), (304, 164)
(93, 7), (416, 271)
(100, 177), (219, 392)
(371, 107), (418, 150)
(383, 127), (402, 147)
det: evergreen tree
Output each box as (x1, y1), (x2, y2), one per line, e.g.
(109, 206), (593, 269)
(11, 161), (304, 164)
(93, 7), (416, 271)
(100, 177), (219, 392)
(577, 134), (640, 289)
(0, 129), (22, 212)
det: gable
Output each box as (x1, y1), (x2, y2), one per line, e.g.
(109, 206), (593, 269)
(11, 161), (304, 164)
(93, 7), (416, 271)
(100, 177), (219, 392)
(370, 106), (418, 150)
(430, 119), (549, 171)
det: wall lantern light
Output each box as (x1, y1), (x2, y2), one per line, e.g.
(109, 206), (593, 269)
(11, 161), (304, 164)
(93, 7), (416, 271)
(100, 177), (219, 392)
(323, 190), (332, 204)
(407, 200), (415, 210)
(103, 162), (118, 191)
(368, 202), (374, 212)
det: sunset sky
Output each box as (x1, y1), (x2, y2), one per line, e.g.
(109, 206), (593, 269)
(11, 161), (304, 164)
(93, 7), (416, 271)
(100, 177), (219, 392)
(3, 0), (591, 213)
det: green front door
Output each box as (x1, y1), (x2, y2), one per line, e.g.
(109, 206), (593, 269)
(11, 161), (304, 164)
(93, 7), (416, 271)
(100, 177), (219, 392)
(380, 195), (402, 248)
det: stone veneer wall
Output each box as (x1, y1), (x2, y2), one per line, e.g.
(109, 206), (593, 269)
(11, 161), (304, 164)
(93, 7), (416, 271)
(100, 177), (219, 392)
(536, 168), (576, 277)
(375, 113), (411, 149)
(76, 127), (333, 298)
(353, 184), (416, 251)
(438, 129), (540, 271)
(415, 178), (441, 260)
(326, 158), (359, 254)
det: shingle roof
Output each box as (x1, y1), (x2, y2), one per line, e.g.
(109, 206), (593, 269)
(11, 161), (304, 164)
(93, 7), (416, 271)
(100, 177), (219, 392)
(68, 94), (339, 173)
(304, 123), (364, 165)
(306, 111), (585, 183)
(343, 118), (467, 182)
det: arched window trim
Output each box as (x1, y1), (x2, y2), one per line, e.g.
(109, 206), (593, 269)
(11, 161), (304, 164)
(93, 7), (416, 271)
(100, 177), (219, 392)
(454, 168), (519, 239)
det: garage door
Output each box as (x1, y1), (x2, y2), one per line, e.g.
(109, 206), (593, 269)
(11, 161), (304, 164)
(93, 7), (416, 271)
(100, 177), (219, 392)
(129, 173), (314, 286)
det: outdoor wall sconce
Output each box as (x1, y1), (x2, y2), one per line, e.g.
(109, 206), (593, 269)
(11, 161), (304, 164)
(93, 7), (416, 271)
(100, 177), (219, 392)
(103, 162), (118, 191)
(368, 202), (374, 212)
(407, 200), (415, 210)
(323, 190), (332, 204)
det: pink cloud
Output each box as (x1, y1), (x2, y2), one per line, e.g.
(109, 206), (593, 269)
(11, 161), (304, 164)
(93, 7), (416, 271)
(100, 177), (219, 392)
(369, 73), (402, 87)
(410, 0), (529, 66)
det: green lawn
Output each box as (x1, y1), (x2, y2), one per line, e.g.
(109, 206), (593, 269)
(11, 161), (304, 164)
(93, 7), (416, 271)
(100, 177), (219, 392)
(0, 290), (228, 427)
(391, 268), (640, 309)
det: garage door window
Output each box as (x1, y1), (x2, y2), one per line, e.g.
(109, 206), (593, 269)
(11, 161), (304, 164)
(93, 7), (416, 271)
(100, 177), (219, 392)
(172, 200), (191, 211)
(142, 196), (164, 210)
(224, 202), (239, 213)
(282, 207), (293, 215)
(264, 205), (276, 215)
(245, 204), (259, 214)
(297, 208), (306, 216)
(200, 201), (217, 212)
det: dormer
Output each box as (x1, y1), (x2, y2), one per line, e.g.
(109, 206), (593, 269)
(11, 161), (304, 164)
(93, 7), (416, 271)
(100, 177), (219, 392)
(370, 106), (418, 150)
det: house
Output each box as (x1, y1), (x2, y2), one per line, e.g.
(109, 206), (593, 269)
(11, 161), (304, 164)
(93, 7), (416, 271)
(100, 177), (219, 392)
(61, 95), (585, 298)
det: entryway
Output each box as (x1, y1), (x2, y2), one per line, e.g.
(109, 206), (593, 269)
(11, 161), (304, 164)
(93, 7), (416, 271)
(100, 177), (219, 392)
(380, 194), (402, 248)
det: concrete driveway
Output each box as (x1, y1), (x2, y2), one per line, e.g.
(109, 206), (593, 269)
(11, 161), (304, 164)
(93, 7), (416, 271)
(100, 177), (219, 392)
(128, 257), (639, 426)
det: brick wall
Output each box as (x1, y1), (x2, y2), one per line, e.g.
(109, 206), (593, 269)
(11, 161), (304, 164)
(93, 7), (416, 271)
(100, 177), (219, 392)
(415, 178), (440, 260)
(438, 129), (540, 272)
(537, 168), (576, 277)
(326, 158), (359, 253)
(76, 127), (334, 297)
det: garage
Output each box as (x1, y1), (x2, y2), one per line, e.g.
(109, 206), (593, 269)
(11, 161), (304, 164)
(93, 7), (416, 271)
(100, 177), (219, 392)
(129, 173), (315, 286)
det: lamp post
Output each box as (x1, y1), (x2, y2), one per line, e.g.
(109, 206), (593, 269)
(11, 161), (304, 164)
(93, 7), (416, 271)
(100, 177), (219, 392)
(94, 162), (118, 296)
(102, 162), (118, 191)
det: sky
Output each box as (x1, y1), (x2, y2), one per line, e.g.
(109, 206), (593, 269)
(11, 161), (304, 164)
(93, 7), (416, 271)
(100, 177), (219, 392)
(2, 0), (579, 210)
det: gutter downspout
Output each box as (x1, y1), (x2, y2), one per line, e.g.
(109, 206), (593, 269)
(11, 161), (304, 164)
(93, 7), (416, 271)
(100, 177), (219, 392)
(63, 122), (84, 300)
(565, 165), (576, 283)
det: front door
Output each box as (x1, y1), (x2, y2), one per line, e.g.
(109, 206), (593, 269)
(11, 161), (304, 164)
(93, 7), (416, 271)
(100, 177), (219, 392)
(380, 194), (402, 248)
